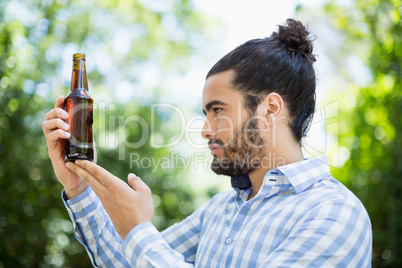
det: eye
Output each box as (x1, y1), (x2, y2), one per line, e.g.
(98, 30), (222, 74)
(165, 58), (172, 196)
(213, 107), (222, 114)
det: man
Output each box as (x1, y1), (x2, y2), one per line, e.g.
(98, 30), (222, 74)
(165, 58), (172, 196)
(43, 19), (372, 267)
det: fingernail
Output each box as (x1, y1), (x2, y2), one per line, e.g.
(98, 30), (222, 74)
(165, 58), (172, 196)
(65, 162), (71, 169)
(64, 123), (69, 130)
(65, 132), (71, 138)
(64, 112), (69, 119)
(75, 160), (82, 166)
(128, 173), (136, 179)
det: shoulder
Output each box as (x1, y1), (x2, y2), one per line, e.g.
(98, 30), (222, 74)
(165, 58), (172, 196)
(264, 176), (372, 267)
(288, 177), (372, 266)
(301, 176), (368, 211)
(295, 175), (372, 236)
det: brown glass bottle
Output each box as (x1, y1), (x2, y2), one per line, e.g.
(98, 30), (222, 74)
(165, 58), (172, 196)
(64, 53), (94, 162)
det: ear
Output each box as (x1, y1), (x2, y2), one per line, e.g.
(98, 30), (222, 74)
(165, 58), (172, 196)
(261, 93), (284, 118)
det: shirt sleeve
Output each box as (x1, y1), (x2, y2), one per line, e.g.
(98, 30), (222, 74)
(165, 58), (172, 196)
(122, 197), (212, 267)
(63, 186), (213, 267)
(257, 197), (372, 267)
(62, 186), (130, 267)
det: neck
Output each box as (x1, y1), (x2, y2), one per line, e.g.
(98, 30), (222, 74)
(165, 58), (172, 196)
(247, 137), (304, 200)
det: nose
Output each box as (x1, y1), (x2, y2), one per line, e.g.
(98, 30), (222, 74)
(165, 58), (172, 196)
(201, 118), (212, 140)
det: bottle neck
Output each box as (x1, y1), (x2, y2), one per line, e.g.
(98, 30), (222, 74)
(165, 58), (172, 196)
(71, 58), (88, 91)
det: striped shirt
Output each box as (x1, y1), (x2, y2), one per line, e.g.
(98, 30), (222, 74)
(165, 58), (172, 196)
(63, 155), (372, 267)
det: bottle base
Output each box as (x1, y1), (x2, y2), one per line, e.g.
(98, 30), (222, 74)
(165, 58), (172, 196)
(64, 153), (94, 162)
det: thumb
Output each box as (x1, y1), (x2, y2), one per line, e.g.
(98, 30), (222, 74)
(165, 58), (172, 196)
(127, 173), (149, 192)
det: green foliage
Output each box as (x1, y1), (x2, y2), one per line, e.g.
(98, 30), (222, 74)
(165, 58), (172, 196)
(325, 0), (402, 266)
(0, 0), (213, 266)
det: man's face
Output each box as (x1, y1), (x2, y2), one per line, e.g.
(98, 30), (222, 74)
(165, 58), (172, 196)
(202, 70), (266, 176)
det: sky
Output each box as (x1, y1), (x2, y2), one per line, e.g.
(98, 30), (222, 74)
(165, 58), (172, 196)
(194, 0), (297, 53)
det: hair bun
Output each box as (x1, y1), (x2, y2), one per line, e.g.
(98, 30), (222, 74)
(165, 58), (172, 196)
(273, 19), (315, 60)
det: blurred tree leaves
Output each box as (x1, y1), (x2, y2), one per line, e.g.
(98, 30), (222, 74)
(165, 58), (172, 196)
(0, 0), (215, 266)
(325, 0), (402, 266)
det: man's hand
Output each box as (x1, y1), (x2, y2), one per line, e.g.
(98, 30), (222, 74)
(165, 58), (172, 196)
(65, 160), (154, 240)
(42, 95), (90, 199)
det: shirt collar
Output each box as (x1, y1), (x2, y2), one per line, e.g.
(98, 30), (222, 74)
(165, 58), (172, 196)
(231, 155), (331, 196)
(276, 155), (331, 194)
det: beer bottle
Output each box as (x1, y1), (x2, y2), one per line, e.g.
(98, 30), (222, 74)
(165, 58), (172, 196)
(64, 53), (94, 162)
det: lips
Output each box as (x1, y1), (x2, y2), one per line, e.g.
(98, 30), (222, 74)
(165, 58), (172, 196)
(209, 144), (222, 155)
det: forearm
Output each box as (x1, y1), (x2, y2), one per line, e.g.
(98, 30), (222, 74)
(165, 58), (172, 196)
(123, 222), (194, 268)
(62, 185), (206, 267)
(64, 182), (89, 199)
(121, 208), (207, 267)
(66, 199), (196, 267)
(62, 187), (130, 267)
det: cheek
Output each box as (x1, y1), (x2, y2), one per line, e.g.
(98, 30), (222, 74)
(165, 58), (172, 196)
(214, 119), (239, 142)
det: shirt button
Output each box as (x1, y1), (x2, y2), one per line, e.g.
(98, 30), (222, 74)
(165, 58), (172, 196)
(225, 237), (232, 245)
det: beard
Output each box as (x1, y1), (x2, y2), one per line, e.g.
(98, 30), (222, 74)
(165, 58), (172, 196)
(210, 117), (266, 176)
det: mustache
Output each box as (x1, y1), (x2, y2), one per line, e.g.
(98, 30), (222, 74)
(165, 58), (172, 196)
(208, 138), (224, 146)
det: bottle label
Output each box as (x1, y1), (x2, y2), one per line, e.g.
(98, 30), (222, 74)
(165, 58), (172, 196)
(64, 97), (93, 161)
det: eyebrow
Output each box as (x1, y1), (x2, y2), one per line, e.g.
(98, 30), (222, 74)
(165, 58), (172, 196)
(202, 100), (227, 115)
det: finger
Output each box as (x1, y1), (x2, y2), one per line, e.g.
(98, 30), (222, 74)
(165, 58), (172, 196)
(42, 118), (70, 135)
(45, 128), (71, 143)
(55, 95), (65, 109)
(65, 162), (107, 193)
(45, 107), (69, 121)
(75, 160), (115, 188)
(128, 173), (150, 193)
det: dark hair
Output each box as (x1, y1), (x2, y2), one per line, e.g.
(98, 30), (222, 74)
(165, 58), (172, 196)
(206, 18), (316, 143)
